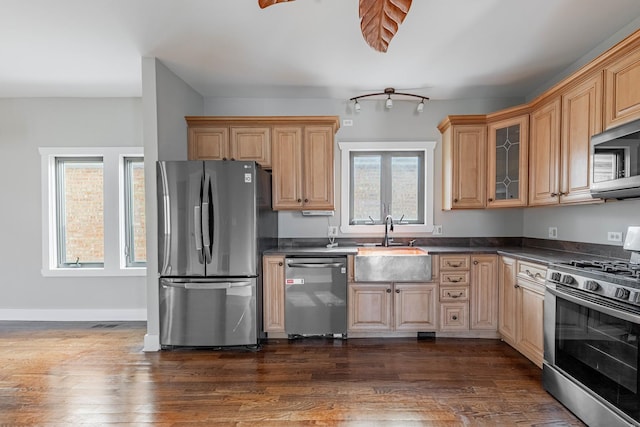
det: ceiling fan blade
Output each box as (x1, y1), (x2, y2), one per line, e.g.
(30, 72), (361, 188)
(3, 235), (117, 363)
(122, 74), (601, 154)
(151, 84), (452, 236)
(258, 0), (296, 9)
(359, 0), (412, 53)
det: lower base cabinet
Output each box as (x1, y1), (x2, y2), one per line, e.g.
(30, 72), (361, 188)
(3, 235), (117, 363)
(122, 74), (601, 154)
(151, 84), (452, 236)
(262, 255), (285, 333)
(499, 256), (546, 367)
(348, 283), (437, 332)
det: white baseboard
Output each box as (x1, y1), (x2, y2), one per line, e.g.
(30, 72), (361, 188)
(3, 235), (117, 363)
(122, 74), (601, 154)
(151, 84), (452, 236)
(144, 333), (160, 352)
(0, 309), (147, 321)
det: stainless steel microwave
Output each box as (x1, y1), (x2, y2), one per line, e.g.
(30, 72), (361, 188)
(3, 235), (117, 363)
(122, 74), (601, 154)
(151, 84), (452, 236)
(590, 118), (640, 199)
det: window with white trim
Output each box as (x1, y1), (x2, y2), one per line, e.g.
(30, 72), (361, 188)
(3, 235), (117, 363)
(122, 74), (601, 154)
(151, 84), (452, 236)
(40, 147), (146, 276)
(339, 141), (436, 235)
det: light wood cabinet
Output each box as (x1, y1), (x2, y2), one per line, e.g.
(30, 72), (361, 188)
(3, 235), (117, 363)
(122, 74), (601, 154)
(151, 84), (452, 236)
(529, 97), (562, 206)
(560, 73), (603, 204)
(529, 75), (603, 207)
(187, 124), (271, 167)
(348, 283), (393, 331)
(498, 257), (546, 368)
(262, 255), (285, 333)
(439, 117), (487, 210)
(272, 125), (335, 210)
(230, 127), (271, 167)
(486, 114), (529, 207)
(438, 254), (471, 331)
(605, 47), (640, 129)
(188, 127), (229, 160)
(498, 257), (517, 345)
(348, 282), (437, 332)
(470, 255), (498, 331)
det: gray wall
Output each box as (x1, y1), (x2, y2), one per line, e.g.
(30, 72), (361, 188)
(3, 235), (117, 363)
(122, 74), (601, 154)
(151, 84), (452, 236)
(204, 96), (526, 239)
(142, 58), (203, 350)
(0, 98), (146, 320)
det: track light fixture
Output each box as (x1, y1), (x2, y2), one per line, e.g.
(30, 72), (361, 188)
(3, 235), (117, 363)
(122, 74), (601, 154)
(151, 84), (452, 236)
(350, 87), (429, 113)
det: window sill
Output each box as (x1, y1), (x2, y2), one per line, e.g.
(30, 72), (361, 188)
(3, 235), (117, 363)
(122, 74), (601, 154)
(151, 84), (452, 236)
(41, 267), (147, 278)
(340, 224), (435, 235)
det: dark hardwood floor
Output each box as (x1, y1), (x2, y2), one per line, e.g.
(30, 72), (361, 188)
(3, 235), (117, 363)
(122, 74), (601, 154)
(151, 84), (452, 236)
(0, 322), (584, 426)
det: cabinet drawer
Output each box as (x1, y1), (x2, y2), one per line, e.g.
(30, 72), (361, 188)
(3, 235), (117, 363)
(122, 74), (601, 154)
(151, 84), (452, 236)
(440, 286), (469, 301)
(517, 261), (547, 285)
(440, 255), (470, 270)
(440, 271), (470, 285)
(440, 302), (469, 331)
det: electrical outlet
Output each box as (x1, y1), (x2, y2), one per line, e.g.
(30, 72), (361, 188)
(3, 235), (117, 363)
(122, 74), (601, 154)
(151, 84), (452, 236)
(548, 227), (558, 239)
(433, 225), (443, 235)
(608, 231), (623, 242)
(327, 226), (338, 237)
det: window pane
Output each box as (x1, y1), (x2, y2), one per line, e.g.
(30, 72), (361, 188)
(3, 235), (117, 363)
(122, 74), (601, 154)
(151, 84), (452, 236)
(125, 158), (146, 266)
(391, 156), (420, 221)
(352, 155), (381, 222)
(57, 159), (104, 266)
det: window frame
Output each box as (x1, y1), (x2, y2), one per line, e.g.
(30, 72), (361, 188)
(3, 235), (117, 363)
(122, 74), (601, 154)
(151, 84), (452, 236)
(339, 141), (436, 235)
(40, 147), (146, 277)
(122, 157), (146, 268)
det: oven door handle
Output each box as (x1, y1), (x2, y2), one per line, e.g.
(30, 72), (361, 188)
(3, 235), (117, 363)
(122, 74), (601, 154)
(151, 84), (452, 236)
(548, 285), (640, 324)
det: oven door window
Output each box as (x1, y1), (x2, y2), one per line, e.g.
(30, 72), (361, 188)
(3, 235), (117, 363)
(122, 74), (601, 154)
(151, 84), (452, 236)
(555, 296), (639, 422)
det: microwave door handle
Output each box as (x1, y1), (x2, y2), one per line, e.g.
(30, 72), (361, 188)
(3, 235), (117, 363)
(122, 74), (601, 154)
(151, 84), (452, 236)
(201, 173), (212, 264)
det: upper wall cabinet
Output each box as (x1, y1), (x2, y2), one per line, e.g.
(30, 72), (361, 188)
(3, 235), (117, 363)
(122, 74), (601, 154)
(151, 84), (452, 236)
(605, 47), (640, 129)
(529, 97), (562, 206)
(186, 118), (271, 168)
(560, 73), (603, 204)
(486, 111), (529, 208)
(272, 124), (335, 210)
(439, 116), (487, 210)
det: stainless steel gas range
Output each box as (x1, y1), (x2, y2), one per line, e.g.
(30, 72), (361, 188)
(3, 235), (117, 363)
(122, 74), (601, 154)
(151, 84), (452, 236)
(543, 227), (640, 427)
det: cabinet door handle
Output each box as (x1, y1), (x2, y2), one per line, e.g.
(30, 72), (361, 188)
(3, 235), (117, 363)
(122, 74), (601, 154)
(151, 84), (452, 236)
(297, 198), (302, 203)
(514, 284), (520, 288)
(304, 198), (309, 203)
(452, 315), (458, 321)
(278, 262), (283, 266)
(453, 198), (458, 203)
(488, 198), (493, 202)
(395, 289), (400, 294)
(473, 260), (478, 265)
(386, 288), (392, 293)
(551, 192), (558, 197)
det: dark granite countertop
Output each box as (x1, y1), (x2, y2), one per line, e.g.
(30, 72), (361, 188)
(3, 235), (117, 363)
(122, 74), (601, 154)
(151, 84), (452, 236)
(265, 244), (623, 266)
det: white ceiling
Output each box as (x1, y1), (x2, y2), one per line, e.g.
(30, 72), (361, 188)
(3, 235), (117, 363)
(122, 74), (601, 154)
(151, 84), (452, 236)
(2, 0), (640, 100)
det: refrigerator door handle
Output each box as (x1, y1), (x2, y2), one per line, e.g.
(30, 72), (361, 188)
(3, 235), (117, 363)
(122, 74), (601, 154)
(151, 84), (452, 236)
(193, 205), (204, 265)
(158, 162), (171, 274)
(202, 173), (213, 264)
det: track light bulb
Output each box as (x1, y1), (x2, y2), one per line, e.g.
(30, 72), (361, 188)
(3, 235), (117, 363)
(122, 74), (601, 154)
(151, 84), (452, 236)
(386, 96), (393, 109)
(354, 100), (361, 112)
(416, 99), (424, 113)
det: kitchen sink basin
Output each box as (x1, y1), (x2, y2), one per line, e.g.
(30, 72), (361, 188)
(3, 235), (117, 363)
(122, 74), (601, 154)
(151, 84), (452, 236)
(355, 247), (432, 282)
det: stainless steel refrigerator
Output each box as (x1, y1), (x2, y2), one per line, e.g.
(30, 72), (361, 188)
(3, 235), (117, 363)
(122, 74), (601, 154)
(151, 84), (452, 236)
(157, 160), (277, 348)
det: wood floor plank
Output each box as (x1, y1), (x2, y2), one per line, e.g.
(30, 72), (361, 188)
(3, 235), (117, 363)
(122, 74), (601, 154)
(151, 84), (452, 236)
(0, 321), (584, 426)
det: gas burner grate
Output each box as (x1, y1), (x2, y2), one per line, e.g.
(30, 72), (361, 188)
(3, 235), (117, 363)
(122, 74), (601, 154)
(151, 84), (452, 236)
(565, 260), (640, 279)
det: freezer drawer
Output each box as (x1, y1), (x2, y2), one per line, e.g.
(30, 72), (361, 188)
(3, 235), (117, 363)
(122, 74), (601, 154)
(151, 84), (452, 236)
(285, 257), (347, 336)
(159, 278), (258, 347)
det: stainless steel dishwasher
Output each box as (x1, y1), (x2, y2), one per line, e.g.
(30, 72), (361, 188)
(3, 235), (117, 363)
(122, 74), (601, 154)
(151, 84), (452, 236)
(284, 256), (347, 337)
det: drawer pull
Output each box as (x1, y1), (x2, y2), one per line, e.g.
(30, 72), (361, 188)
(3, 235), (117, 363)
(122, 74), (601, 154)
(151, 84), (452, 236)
(447, 261), (462, 267)
(447, 277), (462, 283)
(524, 269), (544, 280)
(447, 291), (464, 299)
(452, 315), (458, 321)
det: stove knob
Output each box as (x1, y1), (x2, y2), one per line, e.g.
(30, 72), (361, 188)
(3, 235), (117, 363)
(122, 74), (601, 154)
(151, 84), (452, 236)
(584, 280), (600, 291)
(562, 275), (577, 285)
(615, 287), (631, 300)
(550, 272), (562, 282)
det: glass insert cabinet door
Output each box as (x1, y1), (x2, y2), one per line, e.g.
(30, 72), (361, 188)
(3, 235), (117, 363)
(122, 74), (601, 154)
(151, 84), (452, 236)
(487, 115), (529, 207)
